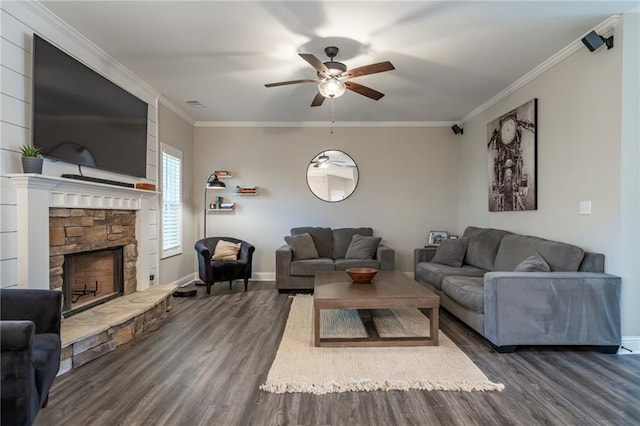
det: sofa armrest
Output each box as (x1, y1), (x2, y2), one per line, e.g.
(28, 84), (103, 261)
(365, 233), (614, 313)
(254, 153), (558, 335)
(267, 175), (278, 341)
(0, 321), (34, 351)
(194, 240), (213, 283)
(1, 321), (38, 426)
(483, 272), (621, 347)
(376, 244), (395, 270)
(0, 290), (61, 335)
(276, 245), (293, 288)
(414, 247), (437, 266)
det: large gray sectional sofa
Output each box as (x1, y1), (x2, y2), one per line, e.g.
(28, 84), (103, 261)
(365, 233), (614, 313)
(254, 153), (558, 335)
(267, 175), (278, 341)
(276, 227), (395, 291)
(414, 226), (621, 353)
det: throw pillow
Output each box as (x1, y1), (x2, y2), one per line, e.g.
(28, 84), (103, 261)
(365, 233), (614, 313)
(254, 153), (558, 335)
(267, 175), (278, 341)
(345, 234), (381, 260)
(431, 238), (469, 268)
(212, 240), (241, 261)
(284, 233), (319, 260)
(513, 252), (551, 272)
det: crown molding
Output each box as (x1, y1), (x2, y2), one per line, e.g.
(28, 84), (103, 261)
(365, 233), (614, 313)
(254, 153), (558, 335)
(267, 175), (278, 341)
(459, 15), (620, 124)
(194, 121), (455, 128)
(7, 0), (160, 104)
(158, 96), (196, 126)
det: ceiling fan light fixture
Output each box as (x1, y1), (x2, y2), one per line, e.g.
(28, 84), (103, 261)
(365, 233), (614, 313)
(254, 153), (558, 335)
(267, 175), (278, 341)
(318, 78), (346, 98)
(324, 61), (347, 76)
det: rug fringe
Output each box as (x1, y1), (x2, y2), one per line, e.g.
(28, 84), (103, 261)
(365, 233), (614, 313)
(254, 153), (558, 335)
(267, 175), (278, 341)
(259, 379), (505, 395)
(287, 293), (313, 299)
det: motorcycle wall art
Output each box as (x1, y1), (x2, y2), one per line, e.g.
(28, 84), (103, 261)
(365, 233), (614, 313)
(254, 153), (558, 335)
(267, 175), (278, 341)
(487, 98), (537, 212)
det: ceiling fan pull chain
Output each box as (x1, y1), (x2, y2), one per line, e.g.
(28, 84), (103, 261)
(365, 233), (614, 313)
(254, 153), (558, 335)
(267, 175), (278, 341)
(331, 98), (335, 134)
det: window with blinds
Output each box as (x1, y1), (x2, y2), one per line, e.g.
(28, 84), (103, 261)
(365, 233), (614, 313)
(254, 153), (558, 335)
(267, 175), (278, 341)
(162, 144), (182, 258)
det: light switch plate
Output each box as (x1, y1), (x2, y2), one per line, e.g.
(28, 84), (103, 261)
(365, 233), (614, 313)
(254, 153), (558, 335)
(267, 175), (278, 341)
(579, 201), (592, 215)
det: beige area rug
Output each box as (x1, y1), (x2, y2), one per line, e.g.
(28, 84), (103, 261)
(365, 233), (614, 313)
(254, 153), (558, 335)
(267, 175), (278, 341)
(260, 295), (504, 395)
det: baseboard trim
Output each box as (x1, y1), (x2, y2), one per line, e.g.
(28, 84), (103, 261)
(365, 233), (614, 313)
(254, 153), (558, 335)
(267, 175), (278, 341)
(167, 273), (197, 288)
(619, 336), (640, 355)
(252, 272), (275, 281)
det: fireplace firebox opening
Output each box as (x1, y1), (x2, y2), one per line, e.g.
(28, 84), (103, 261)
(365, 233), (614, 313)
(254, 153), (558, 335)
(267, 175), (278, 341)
(63, 246), (124, 316)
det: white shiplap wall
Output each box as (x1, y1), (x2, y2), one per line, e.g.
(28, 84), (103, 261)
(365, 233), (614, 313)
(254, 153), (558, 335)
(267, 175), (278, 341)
(0, 2), (160, 288)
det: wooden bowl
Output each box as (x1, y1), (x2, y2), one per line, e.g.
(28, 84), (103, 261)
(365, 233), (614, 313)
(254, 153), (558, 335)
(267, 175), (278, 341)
(346, 268), (378, 284)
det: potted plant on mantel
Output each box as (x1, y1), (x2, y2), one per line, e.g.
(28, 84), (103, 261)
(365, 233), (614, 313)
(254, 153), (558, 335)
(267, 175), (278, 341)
(20, 144), (43, 174)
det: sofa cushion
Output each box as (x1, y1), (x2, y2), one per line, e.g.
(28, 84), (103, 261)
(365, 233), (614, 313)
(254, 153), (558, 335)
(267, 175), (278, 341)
(494, 234), (584, 272)
(579, 252), (605, 273)
(461, 226), (482, 239)
(513, 252), (550, 272)
(291, 227), (333, 258)
(464, 228), (511, 271)
(284, 233), (319, 260)
(442, 276), (485, 314)
(332, 228), (373, 259)
(415, 262), (486, 290)
(345, 234), (381, 260)
(335, 258), (380, 271)
(290, 258), (335, 276)
(431, 238), (469, 267)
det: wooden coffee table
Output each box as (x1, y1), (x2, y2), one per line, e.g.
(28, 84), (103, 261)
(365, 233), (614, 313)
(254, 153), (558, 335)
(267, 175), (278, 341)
(313, 270), (440, 347)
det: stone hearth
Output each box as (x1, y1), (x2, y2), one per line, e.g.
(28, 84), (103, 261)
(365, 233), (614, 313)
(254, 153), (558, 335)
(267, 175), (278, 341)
(59, 285), (175, 375)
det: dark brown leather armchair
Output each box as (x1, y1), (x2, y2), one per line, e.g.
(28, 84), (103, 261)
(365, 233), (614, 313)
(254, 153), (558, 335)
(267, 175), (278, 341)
(1, 289), (62, 426)
(195, 237), (255, 295)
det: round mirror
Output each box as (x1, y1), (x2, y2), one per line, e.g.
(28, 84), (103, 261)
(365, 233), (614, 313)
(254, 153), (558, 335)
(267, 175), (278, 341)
(306, 150), (359, 202)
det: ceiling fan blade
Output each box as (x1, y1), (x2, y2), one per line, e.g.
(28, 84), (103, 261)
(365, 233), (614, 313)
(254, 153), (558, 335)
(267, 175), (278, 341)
(344, 81), (385, 100)
(343, 61), (395, 78)
(299, 53), (329, 76)
(311, 91), (325, 107)
(265, 79), (317, 88)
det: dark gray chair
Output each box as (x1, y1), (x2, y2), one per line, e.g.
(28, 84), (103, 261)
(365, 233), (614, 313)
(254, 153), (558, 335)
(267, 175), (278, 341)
(195, 237), (255, 295)
(1, 289), (62, 426)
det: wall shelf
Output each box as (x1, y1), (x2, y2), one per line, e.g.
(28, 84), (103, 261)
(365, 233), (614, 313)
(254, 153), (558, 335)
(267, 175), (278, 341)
(205, 172), (260, 216)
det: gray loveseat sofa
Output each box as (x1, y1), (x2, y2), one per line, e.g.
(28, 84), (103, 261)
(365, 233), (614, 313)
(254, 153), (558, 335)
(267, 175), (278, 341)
(414, 226), (621, 353)
(276, 227), (395, 291)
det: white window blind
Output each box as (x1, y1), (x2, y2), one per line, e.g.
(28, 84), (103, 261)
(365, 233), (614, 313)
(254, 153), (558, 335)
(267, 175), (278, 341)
(162, 144), (182, 258)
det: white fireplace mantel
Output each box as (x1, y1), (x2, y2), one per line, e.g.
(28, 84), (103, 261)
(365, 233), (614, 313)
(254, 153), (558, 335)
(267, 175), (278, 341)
(8, 174), (158, 290)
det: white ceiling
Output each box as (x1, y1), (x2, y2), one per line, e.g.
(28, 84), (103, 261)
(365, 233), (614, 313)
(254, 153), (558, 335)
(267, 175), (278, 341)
(41, 1), (638, 124)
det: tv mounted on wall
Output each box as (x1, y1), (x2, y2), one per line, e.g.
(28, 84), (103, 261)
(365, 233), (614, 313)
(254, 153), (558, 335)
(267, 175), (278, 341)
(32, 34), (148, 179)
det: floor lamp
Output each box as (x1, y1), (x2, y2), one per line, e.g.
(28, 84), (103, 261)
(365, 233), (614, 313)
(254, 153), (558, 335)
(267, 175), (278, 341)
(203, 173), (226, 238)
(178, 173), (227, 297)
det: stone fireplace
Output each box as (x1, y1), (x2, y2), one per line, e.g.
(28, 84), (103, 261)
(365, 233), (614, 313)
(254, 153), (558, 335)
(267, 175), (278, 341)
(8, 175), (157, 293)
(9, 175), (171, 375)
(49, 208), (138, 315)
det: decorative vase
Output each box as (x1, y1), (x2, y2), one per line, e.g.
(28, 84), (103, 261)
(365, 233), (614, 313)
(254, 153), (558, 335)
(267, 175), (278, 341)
(21, 157), (43, 174)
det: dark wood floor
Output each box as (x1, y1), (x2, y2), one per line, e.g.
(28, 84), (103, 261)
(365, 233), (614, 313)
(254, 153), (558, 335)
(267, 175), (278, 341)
(36, 281), (640, 426)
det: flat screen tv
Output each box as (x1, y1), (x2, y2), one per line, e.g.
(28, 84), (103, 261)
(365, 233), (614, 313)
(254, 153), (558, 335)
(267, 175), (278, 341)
(32, 34), (148, 178)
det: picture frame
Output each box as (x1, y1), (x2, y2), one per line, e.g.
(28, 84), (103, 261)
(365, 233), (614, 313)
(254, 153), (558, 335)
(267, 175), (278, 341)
(428, 231), (449, 246)
(487, 98), (537, 211)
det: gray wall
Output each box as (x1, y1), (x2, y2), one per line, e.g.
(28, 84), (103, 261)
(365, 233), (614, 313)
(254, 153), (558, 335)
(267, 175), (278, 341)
(158, 103), (196, 285)
(457, 21), (640, 336)
(193, 126), (459, 275)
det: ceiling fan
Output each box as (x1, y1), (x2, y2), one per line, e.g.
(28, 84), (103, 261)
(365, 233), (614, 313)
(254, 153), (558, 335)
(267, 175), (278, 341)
(311, 151), (352, 168)
(265, 46), (395, 107)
